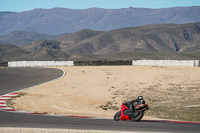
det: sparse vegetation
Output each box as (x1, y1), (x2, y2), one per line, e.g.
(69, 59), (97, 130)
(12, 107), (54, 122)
(6, 93), (27, 107)
(110, 79), (200, 121)
(99, 101), (119, 111)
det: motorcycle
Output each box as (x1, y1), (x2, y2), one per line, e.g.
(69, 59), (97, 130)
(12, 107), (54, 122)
(114, 99), (149, 121)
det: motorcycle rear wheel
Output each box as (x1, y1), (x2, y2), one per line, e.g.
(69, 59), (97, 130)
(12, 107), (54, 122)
(114, 111), (121, 121)
(131, 110), (144, 122)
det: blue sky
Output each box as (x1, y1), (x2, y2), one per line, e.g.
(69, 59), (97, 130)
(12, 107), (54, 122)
(1, 0), (200, 12)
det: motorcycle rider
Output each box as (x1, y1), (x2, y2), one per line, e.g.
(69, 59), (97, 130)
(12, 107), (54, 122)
(123, 96), (144, 111)
(114, 95), (149, 121)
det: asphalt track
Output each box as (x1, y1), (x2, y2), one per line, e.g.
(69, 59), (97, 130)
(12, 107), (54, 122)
(0, 67), (200, 132)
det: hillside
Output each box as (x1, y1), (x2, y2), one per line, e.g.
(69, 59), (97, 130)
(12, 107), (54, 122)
(0, 44), (69, 62)
(0, 44), (29, 62)
(1, 22), (200, 62)
(22, 22), (200, 55)
(0, 6), (200, 35)
(0, 31), (58, 46)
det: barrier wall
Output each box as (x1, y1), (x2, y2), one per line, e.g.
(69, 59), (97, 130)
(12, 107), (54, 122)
(6, 60), (200, 67)
(8, 61), (74, 67)
(132, 60), (199, 67)
(0, 62), (8, 67)
(74, 60), (132, 66)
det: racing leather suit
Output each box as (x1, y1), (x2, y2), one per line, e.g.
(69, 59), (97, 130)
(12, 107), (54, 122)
(123, 99), (137, 110)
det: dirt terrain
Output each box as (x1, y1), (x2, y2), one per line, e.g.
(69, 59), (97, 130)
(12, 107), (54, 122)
(0, 127), (155, 133)
(9, 66), (200, 121)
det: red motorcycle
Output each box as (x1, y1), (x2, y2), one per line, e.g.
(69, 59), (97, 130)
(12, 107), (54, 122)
(114, 99), (149, 121)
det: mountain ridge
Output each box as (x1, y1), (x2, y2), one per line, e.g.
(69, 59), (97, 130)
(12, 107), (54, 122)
(0, 6), (200, 35)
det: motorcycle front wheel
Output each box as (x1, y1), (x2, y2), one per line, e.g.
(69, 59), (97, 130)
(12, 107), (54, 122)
(114, 111), (121, 121)
(131, 110), (144, 122)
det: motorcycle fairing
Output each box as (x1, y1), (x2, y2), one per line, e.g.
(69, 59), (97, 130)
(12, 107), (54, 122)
(120, 104), (130, 120)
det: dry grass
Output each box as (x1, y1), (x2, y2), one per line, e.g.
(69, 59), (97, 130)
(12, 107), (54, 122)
(0, 128), (150, 133)
(9, 66), (200, 121)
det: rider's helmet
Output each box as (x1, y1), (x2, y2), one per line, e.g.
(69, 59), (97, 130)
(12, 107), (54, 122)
(137, 96), (145, 104)
(137, 96), (143, 100)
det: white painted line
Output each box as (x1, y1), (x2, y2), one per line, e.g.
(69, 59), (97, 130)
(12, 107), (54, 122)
(14, 110), (28, 113)
(1, 94), (18, 97)
(0, 97), (12, 99)
(184, 105), (200, 108)
(0, 107), (13, 110)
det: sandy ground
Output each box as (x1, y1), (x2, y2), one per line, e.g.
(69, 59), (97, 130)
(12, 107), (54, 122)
(10, 66), (200, 120)
(0, 128), (157, 133)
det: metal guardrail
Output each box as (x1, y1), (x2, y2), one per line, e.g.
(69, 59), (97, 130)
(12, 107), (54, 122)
(0, 62), (8, 67)
(74, 60), (132, 66)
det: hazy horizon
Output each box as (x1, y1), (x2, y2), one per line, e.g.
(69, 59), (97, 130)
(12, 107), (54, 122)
(1, 0), (200, 12)
(2, 5), (200, 13)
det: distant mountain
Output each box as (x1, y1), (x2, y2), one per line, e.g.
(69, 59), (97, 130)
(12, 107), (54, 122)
(22, 22), (200, 57)
(1, 22), (200, 62)
(0, 11), (16, 17)
(0, 31), (58, 46)
(0, 6), (200, 35)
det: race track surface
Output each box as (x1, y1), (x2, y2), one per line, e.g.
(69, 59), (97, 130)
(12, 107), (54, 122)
(0, 67), (200, 132)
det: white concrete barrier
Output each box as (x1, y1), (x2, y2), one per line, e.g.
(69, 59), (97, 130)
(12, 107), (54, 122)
(132, 60), (199, 67)
(8, 61), (74, 67)
(7, 60), (200, 67)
